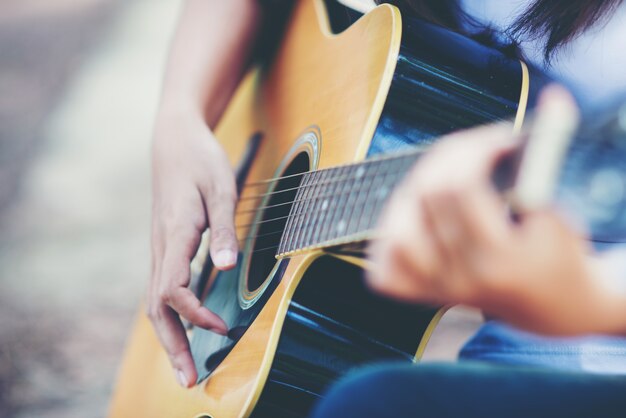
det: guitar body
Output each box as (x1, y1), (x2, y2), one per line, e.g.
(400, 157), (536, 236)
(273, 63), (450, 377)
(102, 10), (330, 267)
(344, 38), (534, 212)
(109, 1), (531, 417)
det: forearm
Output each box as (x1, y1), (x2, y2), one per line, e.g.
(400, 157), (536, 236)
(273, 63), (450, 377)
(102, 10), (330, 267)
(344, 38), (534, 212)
(158, 0), (262, 126)
(478, 255), (626, 337)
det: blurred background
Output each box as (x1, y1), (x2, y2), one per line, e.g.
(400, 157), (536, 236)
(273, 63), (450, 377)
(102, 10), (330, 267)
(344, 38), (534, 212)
(0, 1), (182, 416)
(0, 1), (481, 417)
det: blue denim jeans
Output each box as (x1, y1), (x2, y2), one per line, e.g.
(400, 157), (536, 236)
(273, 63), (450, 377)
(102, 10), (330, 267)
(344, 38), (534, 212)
(311, 362), (626, 418)
(460, 320), (626, 373)
(311, 321), (626, 417)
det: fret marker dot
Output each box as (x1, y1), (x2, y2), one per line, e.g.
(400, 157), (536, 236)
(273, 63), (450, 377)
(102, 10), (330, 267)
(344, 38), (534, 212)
(377, 187), (388, 199)
(321, 200), (329, 210)
(337, 220), (346, 233)
(356, 166), (365, 179)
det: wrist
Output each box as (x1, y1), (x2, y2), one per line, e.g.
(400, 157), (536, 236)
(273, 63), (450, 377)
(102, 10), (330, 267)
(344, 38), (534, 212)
(156, 98), (204, 125)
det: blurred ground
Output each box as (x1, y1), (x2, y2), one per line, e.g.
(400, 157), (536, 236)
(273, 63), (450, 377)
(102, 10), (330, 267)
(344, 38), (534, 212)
(0, 1), (481, 417)
(0, 0), (118, 209)
(0, 1), (181, 416)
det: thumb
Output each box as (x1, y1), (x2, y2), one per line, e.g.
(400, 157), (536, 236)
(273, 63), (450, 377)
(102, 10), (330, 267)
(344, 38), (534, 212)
(205, 184), (238, 270)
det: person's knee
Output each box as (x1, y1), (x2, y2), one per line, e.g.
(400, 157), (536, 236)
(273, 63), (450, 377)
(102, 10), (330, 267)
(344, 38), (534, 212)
(311, 364), (429, 418)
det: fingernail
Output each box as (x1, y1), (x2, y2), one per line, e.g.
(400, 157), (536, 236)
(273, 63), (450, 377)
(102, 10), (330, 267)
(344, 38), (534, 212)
(212, 326), (228, 336)
(214, 249), (236, 267)
(176, 369), (188, 388)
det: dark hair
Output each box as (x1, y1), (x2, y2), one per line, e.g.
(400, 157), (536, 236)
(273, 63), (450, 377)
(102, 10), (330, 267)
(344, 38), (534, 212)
(377, 0), (623, 61)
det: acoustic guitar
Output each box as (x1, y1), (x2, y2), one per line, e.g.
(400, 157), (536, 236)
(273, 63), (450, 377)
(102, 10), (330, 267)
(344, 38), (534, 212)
(108, 1), (626, 417)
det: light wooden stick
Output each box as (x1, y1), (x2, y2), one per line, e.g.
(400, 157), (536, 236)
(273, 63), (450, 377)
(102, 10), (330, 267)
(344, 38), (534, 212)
(511, 88), (580, 212)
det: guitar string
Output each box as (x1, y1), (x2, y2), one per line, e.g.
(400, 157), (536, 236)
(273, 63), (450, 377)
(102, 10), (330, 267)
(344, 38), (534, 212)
(238, 154), (419, 202)
(235, 168), (391, 218)
(199, 155), (415, 257)
(242, 230), (376, 256)
(232, 161), (409, 248)
(237, 164), (391, 202)
(233, 162), (411, 250)
(233, 160), (411, 230)
(274, 155), (408, 253)
(233, 195), (374, 254)
(239, 148), (423, 189)
(239, 140), (549, 256)
(241, 169), (313, 188)
(234, 156), (417, 216)
(238, 151), (470, 256)
(218, 122), (590, 256)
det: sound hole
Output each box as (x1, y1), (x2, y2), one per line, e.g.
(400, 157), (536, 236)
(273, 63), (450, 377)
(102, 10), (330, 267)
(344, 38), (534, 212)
(247, 152), (310, 292)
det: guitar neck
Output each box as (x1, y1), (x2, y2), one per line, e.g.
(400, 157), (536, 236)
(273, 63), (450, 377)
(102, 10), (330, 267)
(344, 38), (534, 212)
(276, 150), (421, 257)
(276, 103), (626, 258)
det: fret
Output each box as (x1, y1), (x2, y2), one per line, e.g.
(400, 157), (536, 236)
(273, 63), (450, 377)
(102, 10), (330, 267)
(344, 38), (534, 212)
(289, 169), (324, 251)
(293, 170), (319, 251)
(282, 172), (313, 254)
(357, 159), (385, 233)
(277, 179), (294, 255)
(292, 170), (318, 250)
(309, 170), (333, 245)
(342, 164), (366, 237)
(367, 155), (416, 229)
(340, 165), (360, 241)
(322, 165), (350, 244)
(345, 161), (372, 236)
(315, 168), (340, 242)
(308, 169), (329, 246)
(364, 157), (401, 232)
(278, 151), (421, 256)
(302, 167), (329, 249)
(329, 165), (357, 243)
(278, 176), (301, 254)
(314, 167), (336, 245)
(349, 159), (377, 234)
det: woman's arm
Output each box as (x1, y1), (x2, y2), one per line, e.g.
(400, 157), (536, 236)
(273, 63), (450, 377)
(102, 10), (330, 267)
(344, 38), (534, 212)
(368, 86), (626, 336)
(148, 0), (262, 388)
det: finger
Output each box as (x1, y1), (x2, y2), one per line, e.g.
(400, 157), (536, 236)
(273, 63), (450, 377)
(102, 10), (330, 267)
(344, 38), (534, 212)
(432, 123), (520, 176)
(148, 217), (165, 322)
(367, 241), (439, 304)
(206, 186), (238, 270)
(411, 125), (519, 202)
(421, 192), (465, 277)
(150, 304), (198, 388)
(150, 213), (191, 379)
(537, 84), (579, 117)
(440, 121), (519, 152)
(420, 190), (494, 304)
(449, 185), (509, 247)
(421, 189), (511, 303)
(161, 222), (201, 287)
(521, 209), (588, 253)
(377, 180), (442, 272)
(166, 286), (228, 334)
(159, 227), (228, 332)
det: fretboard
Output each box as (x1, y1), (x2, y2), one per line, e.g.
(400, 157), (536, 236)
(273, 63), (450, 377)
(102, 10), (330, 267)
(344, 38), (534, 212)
(276, 151), (421, 257)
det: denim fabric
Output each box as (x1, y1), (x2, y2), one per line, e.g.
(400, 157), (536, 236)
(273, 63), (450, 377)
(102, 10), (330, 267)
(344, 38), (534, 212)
(460, 320), (626, 373)
(310, 362), (626, 418)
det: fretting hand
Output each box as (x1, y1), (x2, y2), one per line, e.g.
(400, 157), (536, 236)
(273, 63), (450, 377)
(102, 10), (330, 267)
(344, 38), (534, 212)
(368, 87), (626, 336)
